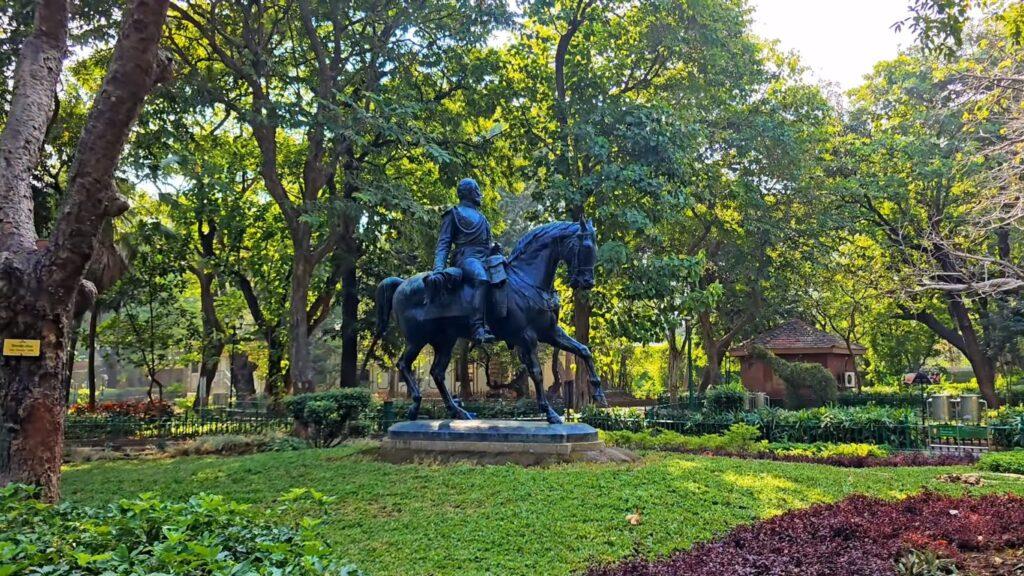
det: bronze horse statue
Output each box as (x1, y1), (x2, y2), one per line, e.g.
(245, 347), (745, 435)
(374, 217), (604, 424)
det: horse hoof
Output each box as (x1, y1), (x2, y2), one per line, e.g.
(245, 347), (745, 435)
(547, 412), (564, 425)
(451, 408), (475, 420)
(406, 409), (419, 421)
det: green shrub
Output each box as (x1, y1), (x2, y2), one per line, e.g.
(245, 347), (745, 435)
(740, 405), (918, 445)
(749, 345), (837, 408)
(166, 434), (266, 457)
(836, 390), (921, 408)
(0, 484), (360, 575)
(986, 406), (1024, 448)
(705, 382), (747, 412)
(165, 432), (310, 457)
(266, 434), (312, 452)
(769, 442), (889, 459)
(286, 389), (372, 447)
(600, 423), (768, 453)
(587, 404), (921, 447)
(599, 426), (894, 461)
(978, 449), (1024, 474)
(895, 549), (960, 576)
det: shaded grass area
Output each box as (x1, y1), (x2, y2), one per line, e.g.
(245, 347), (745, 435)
(61, 445), (1024, 576)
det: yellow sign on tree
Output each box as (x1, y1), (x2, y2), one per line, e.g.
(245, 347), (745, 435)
(3, 339), (41, 357)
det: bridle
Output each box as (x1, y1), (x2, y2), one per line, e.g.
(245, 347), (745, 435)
(568, 225), (594, 285)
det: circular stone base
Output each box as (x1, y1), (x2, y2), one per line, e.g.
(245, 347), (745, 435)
(378, 419), (638, 466)
(377, 445), (638, 466)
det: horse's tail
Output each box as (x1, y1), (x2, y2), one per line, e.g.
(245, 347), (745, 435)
(375, 277), (403, 336)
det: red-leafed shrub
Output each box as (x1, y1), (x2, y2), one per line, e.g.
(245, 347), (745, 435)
(70, 400), (175, 418)
(586, 492), (1024, 576)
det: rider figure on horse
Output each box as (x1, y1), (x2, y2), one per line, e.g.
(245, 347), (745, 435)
(433, 178), (497, 344)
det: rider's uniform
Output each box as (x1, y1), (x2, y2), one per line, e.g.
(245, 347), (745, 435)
(433, 201), (492, 282)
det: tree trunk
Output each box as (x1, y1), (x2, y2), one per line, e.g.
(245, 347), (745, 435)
(87, 303), (98, 410)
(289, 253), (314, 393)
(968, 354), (998, 408)
(265, 332), (286, 398)
(230, 351), (257, 406)
(948, 298), (1000, 408)
(0, 333), (67, 500)
(547, 350), (565, 401)
(570, 289), (592, 410)
(903, 298), (1002, 408)
(339, 264), (359, 388)
(63, 316), (81, 404)
(0, 0), (169, 500)
(698, 312), (724, 393)
(193, 270), (224, 409)
(457, 341), (472, 399)
(102, 349), (119, 389)
(616, 351), (625, 390)
(697, 308), (752, 394)
(387, 369), (398, 399)
(667, 328), (682, 403)
(699, 353), (722, 393)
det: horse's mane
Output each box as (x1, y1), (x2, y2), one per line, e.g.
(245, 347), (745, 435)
(508, 221), (577, 262)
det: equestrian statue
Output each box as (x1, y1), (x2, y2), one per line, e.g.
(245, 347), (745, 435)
(374, 178), (606, 424)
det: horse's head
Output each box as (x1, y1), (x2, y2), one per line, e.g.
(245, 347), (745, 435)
(567, 216), (596, 290)
(508, 218), (597, 291)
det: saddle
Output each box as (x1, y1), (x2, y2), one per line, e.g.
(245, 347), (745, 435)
(422, 255), (509, 320)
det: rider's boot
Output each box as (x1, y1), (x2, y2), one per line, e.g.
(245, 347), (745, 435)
(470, 281), (496, 344)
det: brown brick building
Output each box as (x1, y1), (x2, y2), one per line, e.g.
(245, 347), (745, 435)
(729, 319), (865, 401)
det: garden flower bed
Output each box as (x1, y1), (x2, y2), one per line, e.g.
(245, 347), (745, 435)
(586, 492), (1024, 576)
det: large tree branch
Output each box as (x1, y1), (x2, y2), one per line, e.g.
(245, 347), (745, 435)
(233, 271), (268, 333)
(41, 0), (170, 295)
(297, 0), (337, 205)
(0, 0), (69, 253)
(896, 304), (967, 354)
(72, 221), (128, 320)
(250, 122), (300, 227)
(306, 257), (346, 335)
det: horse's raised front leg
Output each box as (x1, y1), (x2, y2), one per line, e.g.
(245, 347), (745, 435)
(431, 338), (474, 420)
(517, 344), (563, 424)
(544, 326), (608, 407)
(397, 343), (425, 420)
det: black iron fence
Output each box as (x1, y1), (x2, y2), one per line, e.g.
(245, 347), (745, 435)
(64, 401), (1024, 452)
(65, 409), (292, 445)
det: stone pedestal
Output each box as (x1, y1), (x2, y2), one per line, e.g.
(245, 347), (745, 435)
(379, 419), (635, 465)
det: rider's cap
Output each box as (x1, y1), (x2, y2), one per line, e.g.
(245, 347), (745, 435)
(457, 178), (480, 198)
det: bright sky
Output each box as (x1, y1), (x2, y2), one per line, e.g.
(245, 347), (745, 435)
(748, 0), (916, 92)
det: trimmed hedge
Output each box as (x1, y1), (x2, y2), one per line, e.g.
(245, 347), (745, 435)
(587, 405), (924, 448)
(704, 383), (747, 412)
(749, 345), (837, 408)
(836, 390), (922, 408)
(599, 424), (765, 454)
(285, 389), (372, 446)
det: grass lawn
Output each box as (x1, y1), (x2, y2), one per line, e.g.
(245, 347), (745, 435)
(61, 444), (1024, 576)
